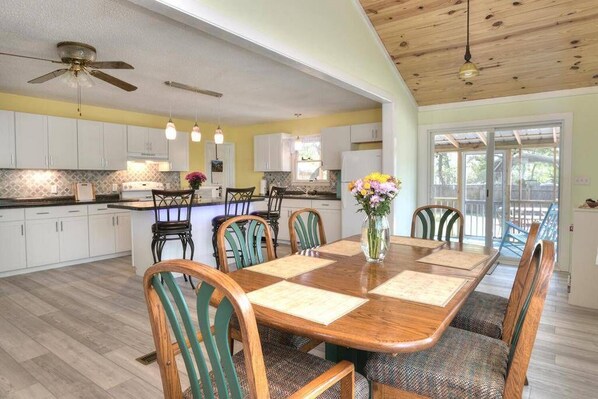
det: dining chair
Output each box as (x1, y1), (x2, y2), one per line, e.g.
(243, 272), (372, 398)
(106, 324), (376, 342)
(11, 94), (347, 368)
(289, 208), (327, 253)
(450, 222), (541, 340)
(411, 204), (464, 243)
(499, 203), (558, 257)
(250, 185), (287, 257)
(143, 259), (369, 399)
(217, 215), (322, 353)
(364, 240), (555, 399)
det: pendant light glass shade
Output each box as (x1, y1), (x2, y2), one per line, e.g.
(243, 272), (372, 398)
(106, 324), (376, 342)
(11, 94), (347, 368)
(294, 136), (302, 152)
(165, 119), (177, 140)
(214, 126), (224, 144)
(459, 61), (479, 79)
(191, 123), (202, 142)
(60, 69), (94, 88)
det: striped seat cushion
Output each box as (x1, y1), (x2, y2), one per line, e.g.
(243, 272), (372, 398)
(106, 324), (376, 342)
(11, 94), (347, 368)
(230, 315), (312, 350)
(183, 342), (369, 398)
(451, 291), (508, 339)
(364, 327), (509, 399)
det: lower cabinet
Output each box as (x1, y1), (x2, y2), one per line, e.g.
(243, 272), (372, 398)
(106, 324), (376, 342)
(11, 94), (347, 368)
(318, 208), (342, 243)
(0, 220), (27, 272)
(89, 212), (131, 257)
(59, 216), (89, 262)
(25, 219), (61, 267)
(114, 213), (132, 253)
(277, 199), (341, 243)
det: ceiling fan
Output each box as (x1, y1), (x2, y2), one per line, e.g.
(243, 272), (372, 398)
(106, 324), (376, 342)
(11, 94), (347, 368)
(0, 41), (137, 91)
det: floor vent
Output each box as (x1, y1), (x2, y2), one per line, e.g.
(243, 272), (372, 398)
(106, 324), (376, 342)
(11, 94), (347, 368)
(136, 352), (157, 365)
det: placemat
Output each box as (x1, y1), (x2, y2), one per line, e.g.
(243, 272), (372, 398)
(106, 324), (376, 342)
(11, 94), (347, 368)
(369, 270), (469, 307)
(314, 240), (363, 256)
(390, 236), (446, 249)
(246, 255), (335, 279)
(416, 249), (490, 270)
(247, 281), (368, 325)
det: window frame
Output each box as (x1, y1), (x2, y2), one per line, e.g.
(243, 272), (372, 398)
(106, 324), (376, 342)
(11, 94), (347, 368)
(291, 135), (329, 186)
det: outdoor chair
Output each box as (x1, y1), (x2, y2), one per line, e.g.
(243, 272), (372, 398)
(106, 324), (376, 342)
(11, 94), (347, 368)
(499, 203), (558, 257)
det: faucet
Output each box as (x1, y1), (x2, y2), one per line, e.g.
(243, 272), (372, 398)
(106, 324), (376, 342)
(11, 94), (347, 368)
(299, 187), (310, 195)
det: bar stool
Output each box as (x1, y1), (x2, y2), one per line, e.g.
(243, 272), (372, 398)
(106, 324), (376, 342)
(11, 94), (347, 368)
(250, 186), (286, 257)
(151, 189), (195, 287)
(211, 187), (255, 269)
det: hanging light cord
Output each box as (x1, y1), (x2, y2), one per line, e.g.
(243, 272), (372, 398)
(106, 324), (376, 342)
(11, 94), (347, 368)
(217, 97), (221, 127)
(77, 81), (82, 117)
(464, 0), (472, 62)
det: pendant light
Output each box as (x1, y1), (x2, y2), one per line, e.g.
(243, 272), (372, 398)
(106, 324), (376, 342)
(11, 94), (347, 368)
(191, 95), (201, 142)
(165, 99), (177, 140)
(214, 97), (224, 144)
(459, 0), (479, 79)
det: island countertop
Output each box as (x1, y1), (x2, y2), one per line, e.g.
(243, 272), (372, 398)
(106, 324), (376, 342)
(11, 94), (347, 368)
(107, 197), (265, 211)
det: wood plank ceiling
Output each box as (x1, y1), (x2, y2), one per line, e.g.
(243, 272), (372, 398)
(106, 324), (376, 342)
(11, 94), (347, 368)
(359, 0), (598, 105)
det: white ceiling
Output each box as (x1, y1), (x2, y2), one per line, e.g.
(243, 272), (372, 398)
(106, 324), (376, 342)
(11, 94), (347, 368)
(0, 0), (380, 125)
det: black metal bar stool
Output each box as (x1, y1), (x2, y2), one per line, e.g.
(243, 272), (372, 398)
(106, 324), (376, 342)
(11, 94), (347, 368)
(211, 187), (255, 269)
(250, 186), (286, 257)
(151, 189), (195, 287)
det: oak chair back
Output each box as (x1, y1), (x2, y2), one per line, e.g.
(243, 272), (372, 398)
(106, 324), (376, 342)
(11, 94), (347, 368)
(289, 208), (327, 253)
(411, 205), (464, 243)
(217, 215), (275, 273)
(143, 259), (269, 399)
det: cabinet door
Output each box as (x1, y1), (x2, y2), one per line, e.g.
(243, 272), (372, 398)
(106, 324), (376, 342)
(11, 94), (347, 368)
(167, 132), (189, 171)
(114, 213), (132, 252)
(77, 120), (104, 170)
(318, 209), (342, 243)
(127, 125), (149, 154)
(0, 110), (16, 168)
(26, 219), (60, 267)
(148, 128), (168, 157)
(321, 126), (351, 170)
(89, 214), (116, 257)
(350, 122), (382, 144)
(278, 207), (293, 241)
(267, 134), (292, 172)
(59, 216), (89, 262)
(48, 116), (78, 169)
(0, 221), (27, 272)
(103, 123), (127, 170)
(15, 113), (48, 169)
(253, 135), (270, 171)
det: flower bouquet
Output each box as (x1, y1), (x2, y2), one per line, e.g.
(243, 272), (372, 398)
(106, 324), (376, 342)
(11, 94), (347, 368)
(185, 171), (207, 190)
(349, 172), (401, 262)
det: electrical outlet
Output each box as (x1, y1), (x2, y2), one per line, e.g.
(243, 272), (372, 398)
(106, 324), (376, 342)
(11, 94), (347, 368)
(166, 183), (171, 190)
(112, 183), (118, 192)
(50, 185), (57, 194)
(574, 176), (590, 185)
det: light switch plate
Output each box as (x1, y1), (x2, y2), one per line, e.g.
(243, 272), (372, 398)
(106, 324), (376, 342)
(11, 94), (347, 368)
(112, 184), (118, 192)
(50, 185), (57, 194)
(166, 183), (171, 190)
(574, 176), (590, 185)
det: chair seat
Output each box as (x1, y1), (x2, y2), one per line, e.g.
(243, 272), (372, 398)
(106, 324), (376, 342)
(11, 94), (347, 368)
(250, 210), (280, 220)
(229, 315), (312, 350)
(450, 291), (508, 339)
(364, 327), (509, 399)
(211, 214), (233, 227)
(183, 342), (369, 399)
(152, 221), (191, 233)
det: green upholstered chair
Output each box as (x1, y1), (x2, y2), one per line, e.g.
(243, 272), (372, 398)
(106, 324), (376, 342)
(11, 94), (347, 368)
(217, 215), (321, 353)
(289, 208), (327, 253)
(143, 259), (369, 399)
(411, 205), (464, 243)
(499, 203), (558, 258)
(451, 222), (540, 340)
(364, 240), (555, 399)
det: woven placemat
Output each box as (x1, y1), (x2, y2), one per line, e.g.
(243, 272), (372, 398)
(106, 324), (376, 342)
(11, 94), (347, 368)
(390, 236), (446, 249)
(314, 240), (363, 256)
(246, 255), (335, 279)
(417, 249), (490, 270)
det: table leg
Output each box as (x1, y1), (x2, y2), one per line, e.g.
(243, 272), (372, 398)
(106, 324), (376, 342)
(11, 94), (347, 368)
(325, 343), (368, 375)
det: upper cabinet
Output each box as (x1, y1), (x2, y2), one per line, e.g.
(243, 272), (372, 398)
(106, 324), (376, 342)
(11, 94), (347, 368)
(253, 133), (292, 172)
(47, 116), (78, 169)
(15, 112), (49, 169)
(127, 126), (168, 159)
(160, 132), (189, 172)
(350, 122), (382, 143)
(321, 125), (351, 171)
(103, 123), (127, 170)
(0, 110), (16, 169)
(78, 120), (127, 170)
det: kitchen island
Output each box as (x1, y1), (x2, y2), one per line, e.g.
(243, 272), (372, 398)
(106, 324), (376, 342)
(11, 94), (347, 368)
(108, 198), (265, 276)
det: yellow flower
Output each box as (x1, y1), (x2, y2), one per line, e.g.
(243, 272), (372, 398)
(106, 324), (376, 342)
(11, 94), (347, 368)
(360, 189), (367, 196)
(364, 182), (371, 189)
(348, 181), (355, 191)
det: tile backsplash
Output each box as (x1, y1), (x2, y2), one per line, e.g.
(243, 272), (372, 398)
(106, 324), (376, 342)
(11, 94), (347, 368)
(263, 171), (339, 194)
(0, 163), (180, 198)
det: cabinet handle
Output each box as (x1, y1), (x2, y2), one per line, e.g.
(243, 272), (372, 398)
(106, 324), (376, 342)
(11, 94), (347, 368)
(36, 212), (50, 215)
(105, 158), (108, 167)
(321, 203), (329, 206)
(45, 155), (48, 166)
(96, 208), (108, 211)
(68, 210), (80, 213)
(21, 224), (24, 236)
(112, 216), (115, 226)
(55, 221), (58, 232)
(60, 221), (63, 231)
(50, 155), (53, 166)
(116, 216), (119, 225)
(10, 153), (13, 166)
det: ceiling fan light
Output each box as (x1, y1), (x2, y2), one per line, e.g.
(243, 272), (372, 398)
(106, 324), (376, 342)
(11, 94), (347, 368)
(165, 119), (177, 140)
(191, 123), (202, 142)
(214, 126), (224, 144)
(459, 61), (479, 79)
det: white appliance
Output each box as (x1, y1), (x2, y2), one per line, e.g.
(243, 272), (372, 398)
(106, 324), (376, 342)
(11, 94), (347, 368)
(121, 181), (164, 201)
(195, 185), (221, 199)
(341, 150), (382, 238)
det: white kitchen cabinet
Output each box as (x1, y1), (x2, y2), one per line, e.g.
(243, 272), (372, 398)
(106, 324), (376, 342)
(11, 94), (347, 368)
(0, 110), (16, 168)
(78, 121), (127, 170)
(26, 219), (60, 267)
(350, 122), (382, 144)
(278, 199), (313, 242)
(148, 128), (169, 158)
(312, 200), (341, 243)
(103, 123), (127, 170)
(15, 112), (48, 169)
(321, 125), (351, 170)
(127, 126), (168, 159)
(89, 214), (117, 257)
(570, 209), (598, 309)
(127, 125), (149, 154)
(58, 216), (89, 262)
(0, 210), (26, 272)
(160, 131), (189, 171)
(47, 116), (78, 169)
(253, 133), (292, 172)
(115, 213), (132, 252)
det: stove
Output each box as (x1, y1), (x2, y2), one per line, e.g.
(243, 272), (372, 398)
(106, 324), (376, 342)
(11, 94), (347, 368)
(121, 181), (164, 201)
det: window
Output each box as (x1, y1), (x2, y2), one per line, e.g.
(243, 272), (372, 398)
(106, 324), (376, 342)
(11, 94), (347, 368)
(293, 135), (329, 184)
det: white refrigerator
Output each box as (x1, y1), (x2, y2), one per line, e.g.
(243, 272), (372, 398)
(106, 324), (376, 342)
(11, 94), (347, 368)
(341, 149), (382, 238)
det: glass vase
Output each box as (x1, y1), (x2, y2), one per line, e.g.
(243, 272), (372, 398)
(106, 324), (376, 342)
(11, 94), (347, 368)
(360, 214), (390, 263)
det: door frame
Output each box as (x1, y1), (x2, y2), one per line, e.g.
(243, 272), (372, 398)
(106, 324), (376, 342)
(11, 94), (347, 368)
(418, 113), (572, 271)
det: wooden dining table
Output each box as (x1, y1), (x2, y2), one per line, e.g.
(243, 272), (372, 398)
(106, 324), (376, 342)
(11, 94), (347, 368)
(225, 235), (499, 367)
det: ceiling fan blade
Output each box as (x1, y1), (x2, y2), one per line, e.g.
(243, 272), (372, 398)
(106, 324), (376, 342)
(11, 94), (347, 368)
(0, 51), (62, 64)
(89, 70), (137, 91)
(28, 69), (69, 84)
(87, 61), (134, 69)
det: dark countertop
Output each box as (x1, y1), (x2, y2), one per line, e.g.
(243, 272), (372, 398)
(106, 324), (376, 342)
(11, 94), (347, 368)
(108, 197), (266, 211)
(283, 194), (340, 201)
(0, 194), (131, 209)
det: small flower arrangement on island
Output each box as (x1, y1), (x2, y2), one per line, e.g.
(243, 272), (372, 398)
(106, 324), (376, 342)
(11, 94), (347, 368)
(185, 171), (207, 190)
(349, 172), (401, 262)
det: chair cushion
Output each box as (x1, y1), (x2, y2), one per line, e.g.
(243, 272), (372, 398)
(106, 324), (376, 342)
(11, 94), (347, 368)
(250, 210), (280, 219)
(183, 342), (369, 398)
(364, 327), (509, 399)
(229, 315), (312, 350)
(152, 221), (191, 233)
(211, 214), (233, 227)
(450, 291), (508, 339)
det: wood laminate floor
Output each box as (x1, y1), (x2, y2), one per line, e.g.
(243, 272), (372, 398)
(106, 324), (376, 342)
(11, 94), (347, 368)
(0, 254), (597, 398)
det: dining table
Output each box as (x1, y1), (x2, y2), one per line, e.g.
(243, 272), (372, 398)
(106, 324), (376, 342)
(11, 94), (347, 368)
(223, 235), (499, 372)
